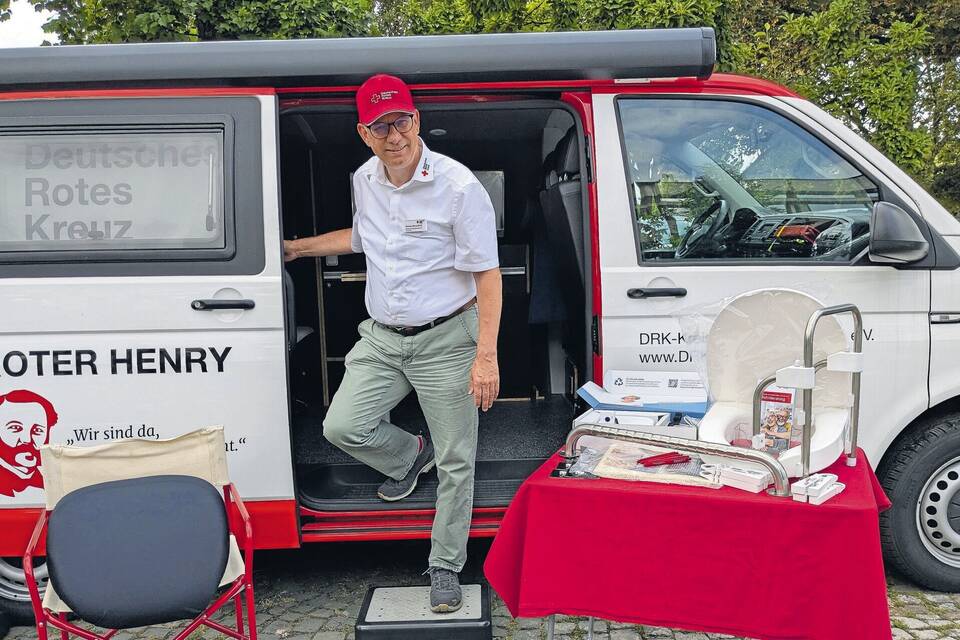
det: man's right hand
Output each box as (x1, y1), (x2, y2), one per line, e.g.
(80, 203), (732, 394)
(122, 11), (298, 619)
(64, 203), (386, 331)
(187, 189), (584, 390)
(283, 239), (300, 262)
(283, 229), (355, 262)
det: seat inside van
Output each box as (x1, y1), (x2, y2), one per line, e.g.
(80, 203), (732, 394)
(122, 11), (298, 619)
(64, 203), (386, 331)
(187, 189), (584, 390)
(279, 100), (588, 511)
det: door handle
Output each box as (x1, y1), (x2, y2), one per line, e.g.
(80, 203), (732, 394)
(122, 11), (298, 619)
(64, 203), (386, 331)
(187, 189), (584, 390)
(191, 299), (256, 311)
(627, 288), (687, 299)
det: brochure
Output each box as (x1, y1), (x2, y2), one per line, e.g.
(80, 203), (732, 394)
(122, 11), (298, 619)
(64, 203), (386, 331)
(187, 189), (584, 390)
(577, 380), (708, 417)
(759, 385), (799, 454)
(602, 370), (707, 402)
(575, 442), (719, 487)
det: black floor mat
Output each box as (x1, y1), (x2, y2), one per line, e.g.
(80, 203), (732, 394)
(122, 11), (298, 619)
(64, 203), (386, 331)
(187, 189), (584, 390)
(292, 394), (574, 465)
(293, 394), (574, 511)
(297, 458), (546, 511)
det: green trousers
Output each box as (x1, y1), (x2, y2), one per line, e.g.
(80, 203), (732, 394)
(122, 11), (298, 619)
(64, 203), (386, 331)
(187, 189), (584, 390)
(323, 307), (480, 572)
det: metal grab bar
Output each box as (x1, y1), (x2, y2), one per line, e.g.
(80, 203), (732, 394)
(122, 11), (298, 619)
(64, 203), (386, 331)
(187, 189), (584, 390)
(752, 359), (827, 437)
(562, 423), (792, 497)
(801, 304), (863, 476)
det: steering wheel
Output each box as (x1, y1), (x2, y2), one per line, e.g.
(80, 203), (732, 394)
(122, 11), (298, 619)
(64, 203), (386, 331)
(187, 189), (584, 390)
(812, 223), (871, 262)
(675, 199), (729, 259)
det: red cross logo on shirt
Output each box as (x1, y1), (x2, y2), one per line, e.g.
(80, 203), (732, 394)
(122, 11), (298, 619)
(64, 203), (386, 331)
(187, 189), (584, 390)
(422, 170), (429, 177)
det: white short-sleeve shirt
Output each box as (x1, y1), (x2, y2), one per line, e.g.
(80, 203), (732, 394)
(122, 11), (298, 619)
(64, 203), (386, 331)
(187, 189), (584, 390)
(351, 139), (499, 327)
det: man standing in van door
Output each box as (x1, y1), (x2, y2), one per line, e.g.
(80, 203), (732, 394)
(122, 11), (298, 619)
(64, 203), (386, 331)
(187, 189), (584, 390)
(283, 74), (502, 613)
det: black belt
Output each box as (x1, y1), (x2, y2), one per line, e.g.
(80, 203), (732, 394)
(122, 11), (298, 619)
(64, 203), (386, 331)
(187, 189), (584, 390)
(376, 298), (477, 337)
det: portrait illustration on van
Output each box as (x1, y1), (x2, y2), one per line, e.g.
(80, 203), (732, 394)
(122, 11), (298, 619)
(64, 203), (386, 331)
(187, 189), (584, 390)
(0, 390), (58, 498)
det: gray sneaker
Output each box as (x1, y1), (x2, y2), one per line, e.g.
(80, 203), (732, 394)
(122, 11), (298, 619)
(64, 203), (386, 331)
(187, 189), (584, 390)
(377, 435), (435, 502)
(428, 567), (462, 613)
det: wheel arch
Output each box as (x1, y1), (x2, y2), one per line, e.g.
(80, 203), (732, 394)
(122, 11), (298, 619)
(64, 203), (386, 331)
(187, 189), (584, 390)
(877, 395), (960, 475)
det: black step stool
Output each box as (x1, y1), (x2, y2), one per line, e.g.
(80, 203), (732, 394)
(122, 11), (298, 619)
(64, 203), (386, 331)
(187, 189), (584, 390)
(355, 583), (492, 640)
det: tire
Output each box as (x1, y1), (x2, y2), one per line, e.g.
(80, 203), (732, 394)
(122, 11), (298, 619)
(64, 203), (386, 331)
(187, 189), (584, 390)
(0, 611), (9, 638)
(879, 413), (960, 591)
(0, 557), (46, 625)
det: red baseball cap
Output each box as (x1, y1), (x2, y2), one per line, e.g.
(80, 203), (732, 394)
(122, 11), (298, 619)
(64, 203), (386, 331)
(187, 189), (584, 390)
(356, 74), (416, 126)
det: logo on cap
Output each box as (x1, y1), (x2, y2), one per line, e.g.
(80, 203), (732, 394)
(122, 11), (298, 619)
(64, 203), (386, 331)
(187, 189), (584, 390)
(371, 90), (399, 104)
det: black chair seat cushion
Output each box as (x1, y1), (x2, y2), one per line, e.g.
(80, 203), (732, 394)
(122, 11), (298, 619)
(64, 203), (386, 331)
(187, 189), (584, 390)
(46, 475), (230, 630)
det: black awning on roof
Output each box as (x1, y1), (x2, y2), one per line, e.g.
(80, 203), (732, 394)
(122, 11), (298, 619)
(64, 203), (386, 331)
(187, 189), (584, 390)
(0, 28), (715, 90)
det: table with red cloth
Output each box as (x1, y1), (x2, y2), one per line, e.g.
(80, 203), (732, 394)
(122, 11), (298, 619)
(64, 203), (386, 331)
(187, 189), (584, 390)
(484, 449), (892, 640)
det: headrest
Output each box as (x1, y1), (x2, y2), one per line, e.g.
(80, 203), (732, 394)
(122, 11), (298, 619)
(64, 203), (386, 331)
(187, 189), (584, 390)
(627, 136), (666, 183)
(543, 149), (558, 187)
(555, 127), (580, 176)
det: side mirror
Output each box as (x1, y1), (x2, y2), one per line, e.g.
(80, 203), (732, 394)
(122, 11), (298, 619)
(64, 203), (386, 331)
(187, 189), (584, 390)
(868, 202), (929, 264)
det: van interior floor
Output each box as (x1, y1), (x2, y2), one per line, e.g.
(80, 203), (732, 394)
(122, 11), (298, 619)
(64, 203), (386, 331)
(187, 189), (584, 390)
(294, 394), (574, 512)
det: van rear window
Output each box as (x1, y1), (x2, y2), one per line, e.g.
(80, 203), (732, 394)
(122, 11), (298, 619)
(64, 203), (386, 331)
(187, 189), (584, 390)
(0, 130), (224, 252)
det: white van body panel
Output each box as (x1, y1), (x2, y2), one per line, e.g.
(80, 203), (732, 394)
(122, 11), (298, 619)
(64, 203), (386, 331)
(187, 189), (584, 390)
(0, 95), (293, 507)
(931, 236), (960, 407)
(594, 92), (930, 465)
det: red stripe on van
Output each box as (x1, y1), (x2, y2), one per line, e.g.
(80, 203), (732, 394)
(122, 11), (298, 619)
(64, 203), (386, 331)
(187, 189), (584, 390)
(276, 74), (796, 99)
(277, 80), (617, 96)
(299, 506), (506, 542)
(0, 508), (43, 556)
(0, 75), (794, 101)
(592, 73), (798, 97)
(279, 94), (535, 108)
(0, 499), (299, 555)
(0, 87), (276, 100)
(302, 525), (500, 543)
(242, 499), (301, 549)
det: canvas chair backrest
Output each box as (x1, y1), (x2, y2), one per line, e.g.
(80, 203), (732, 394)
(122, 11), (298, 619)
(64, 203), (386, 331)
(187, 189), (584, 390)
(39, 426), (229, 509)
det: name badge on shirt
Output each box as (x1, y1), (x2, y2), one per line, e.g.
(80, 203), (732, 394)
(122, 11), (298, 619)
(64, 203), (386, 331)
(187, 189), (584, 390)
(404, 218), (427, 234)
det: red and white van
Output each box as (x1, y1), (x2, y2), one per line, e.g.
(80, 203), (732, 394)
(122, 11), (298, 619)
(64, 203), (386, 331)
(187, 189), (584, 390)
(1, 27), (959, 619)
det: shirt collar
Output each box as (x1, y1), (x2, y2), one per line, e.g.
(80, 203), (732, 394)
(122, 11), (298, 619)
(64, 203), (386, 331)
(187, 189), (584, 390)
(413, 139), (435, 183)
(372, 138), (434, 187)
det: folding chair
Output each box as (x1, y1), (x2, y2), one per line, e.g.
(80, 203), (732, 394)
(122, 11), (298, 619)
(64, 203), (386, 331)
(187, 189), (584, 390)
(22, 427), (256, 640)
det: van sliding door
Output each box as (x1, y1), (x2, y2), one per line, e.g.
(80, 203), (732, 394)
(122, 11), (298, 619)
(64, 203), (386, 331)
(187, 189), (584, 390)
(0, 93), (297, 551)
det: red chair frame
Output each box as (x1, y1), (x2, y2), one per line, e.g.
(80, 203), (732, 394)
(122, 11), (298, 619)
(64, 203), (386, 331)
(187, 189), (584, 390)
(23, 483), (257, 640)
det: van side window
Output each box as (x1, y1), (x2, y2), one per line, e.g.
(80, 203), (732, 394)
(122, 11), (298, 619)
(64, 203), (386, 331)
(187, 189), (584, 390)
(0, 130), (225, 253)
(617, 99), (879, 262)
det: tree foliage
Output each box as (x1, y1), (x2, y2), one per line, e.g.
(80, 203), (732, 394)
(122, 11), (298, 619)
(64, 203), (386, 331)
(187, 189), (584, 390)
(933, 164), (960, 213)
(376, 0), (471, 35)
(19, 0), (960, 213)
(734, 0), (932, 177)
(27, 0), (373, 43)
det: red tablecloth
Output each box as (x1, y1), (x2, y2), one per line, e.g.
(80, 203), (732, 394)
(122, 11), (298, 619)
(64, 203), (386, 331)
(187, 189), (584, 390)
(484, 449), (891, 640)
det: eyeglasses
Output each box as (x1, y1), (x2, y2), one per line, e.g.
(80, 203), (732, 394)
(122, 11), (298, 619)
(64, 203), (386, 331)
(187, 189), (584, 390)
(366, 114), (414, 139)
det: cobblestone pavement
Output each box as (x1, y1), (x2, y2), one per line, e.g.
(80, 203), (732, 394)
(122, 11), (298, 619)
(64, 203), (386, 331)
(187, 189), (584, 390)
(7, 539), (960, 640)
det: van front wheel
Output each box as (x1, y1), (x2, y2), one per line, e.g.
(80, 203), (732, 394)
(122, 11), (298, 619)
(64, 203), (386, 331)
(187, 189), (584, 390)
(0, 556), (46, 624)
(879, 414), (960, 591)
